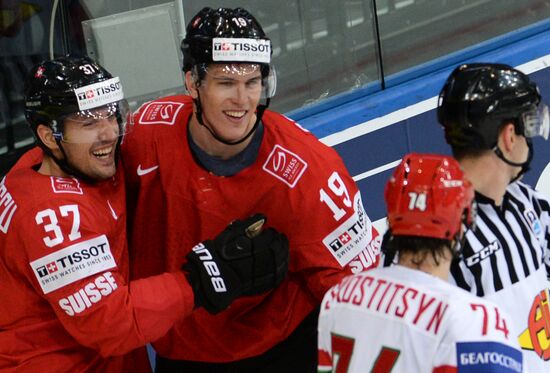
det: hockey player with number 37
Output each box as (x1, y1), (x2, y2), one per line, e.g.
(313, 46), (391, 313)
(122, 6), (380, 372)
(318, 153), (523, 373)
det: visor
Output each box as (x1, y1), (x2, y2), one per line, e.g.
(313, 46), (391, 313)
(197, 63), (277, 99)
(522, 103), (549, 140)
(56, 100), (132, 144)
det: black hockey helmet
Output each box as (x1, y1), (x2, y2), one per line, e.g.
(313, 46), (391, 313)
(181, 7), (272, 79)
(24, 55), (129, 142)
(437, 63), (548, 150)
(180, 7), (276, 146)
(24, 55), (130, 182)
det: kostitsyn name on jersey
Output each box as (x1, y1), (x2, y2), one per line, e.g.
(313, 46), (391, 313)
(323, 272), (449, 335)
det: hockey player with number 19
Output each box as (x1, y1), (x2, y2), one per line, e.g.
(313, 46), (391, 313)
(122, 7), (380, 372)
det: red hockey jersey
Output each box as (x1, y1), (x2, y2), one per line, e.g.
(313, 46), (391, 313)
(0, 148), (193, 372)
(122, 95), (380, 361)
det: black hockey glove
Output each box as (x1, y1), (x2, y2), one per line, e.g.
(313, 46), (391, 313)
(183, 214), (289, 314)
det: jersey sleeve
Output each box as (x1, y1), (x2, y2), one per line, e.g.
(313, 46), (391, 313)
(289, 146), (381, 300)
(433, 300), (523, 372)
(12, 199), (194, 357)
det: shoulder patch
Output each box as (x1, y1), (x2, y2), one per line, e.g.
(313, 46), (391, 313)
(523, 208), (543, 237)
(262, 144), (308, 188)
(30, 235), (116, 294)
(456, 341), (522, 372)
(138, 101), (185, 125)
(51, 177), (83, 195)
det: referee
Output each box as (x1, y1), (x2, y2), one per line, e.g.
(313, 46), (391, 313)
(438, 62), (550, 371)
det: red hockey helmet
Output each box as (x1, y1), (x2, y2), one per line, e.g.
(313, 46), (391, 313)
(384, 153), (475, 240)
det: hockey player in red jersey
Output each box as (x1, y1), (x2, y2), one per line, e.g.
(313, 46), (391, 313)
(122, 7), (380, 372)
(318, 153), (523, 372)
(0, 55), (289, 372)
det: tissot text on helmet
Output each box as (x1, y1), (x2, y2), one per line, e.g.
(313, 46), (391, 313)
(74, 78), (124, 111)
(212, 38), (271, 64)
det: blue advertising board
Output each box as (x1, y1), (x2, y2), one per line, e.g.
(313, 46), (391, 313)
(292, 27), (550, 231)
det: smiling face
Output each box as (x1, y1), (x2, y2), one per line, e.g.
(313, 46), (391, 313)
(187, 63), (263, 147)
(56, 106), (121, 180)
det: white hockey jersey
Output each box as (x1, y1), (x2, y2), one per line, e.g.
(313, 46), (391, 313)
(318, 265), (523, 373)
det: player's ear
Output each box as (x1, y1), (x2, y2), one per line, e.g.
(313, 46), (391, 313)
(185, 70), (199, 99)
(36, 124), (61, 152)
(497, 122), (516, 154)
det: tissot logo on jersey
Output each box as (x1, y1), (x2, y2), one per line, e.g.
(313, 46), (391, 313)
(58, 272), (118, 316)
(262, 145), (308, 188)
(138, 101), (185, 125)
(74, 77), (123, 111)
(212, 37), (271, 63)
(322, 193), (373, 267)
(30, 235), (116, 294)
(0, 176), (17, 233)
(465, 241), (501, 267)
(50, 176), (83, 194)
(457, 342), (522, 372)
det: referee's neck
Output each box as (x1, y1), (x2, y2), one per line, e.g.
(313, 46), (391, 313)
(458, 154), (510, 206)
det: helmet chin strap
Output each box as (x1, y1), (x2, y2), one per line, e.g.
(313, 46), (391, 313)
(492, 139), (533, 183)
(192, 91), (269, 146)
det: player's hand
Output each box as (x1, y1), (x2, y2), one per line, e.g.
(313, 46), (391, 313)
(183, 214), (289, 314)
